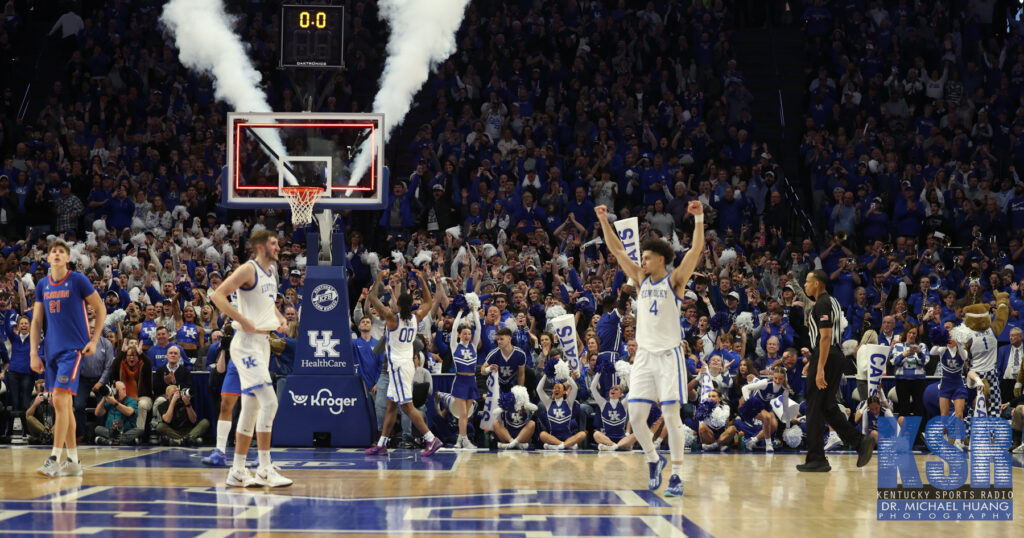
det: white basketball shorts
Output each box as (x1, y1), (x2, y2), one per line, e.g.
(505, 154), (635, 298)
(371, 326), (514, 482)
(628, 345), (687, 406)
(387, 357), (415, 405)
(229, 331), (272, 393)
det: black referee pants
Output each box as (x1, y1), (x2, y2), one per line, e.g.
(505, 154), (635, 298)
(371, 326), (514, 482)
(805, 350), (864, 464)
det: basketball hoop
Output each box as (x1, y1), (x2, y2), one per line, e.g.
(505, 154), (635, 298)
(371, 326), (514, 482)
(282, 186), (324, 227)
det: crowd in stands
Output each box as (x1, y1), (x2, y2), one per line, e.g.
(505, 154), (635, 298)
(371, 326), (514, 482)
(0, 1), (1022, 452)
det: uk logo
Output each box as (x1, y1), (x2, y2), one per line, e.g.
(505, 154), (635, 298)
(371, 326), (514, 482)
(308, 330), (341, 358)
(311, 284), (339, 312)
(242, 356), (257, 369)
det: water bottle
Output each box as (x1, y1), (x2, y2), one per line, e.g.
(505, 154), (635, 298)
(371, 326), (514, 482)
(12, 417), (24, 444)
(737, 432), (746, 452)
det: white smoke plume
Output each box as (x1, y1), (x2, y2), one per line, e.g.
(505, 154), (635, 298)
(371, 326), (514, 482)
(347, 0), (472, 186)
(160, 0), (293, 184)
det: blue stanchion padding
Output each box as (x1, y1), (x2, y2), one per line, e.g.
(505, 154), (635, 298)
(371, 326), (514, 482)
(294, 265), (355, 376)
(273, 375), (375, 447)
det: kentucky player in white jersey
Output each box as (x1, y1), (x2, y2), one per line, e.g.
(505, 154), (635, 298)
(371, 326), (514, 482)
(596, 201), (704, 498)
(210, 229), (291, 488)
(364, 268), (444, 457)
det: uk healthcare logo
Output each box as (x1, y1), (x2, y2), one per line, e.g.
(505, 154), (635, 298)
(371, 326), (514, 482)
(308, 330), (341, 357)
(877, 415), (1013, 521)
(288, 388), (357, 415)
(311, 284), (339, 312)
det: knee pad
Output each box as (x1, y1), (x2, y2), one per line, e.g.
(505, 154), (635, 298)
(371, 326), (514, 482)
(237, 395), (259, 437)
(253, 385), (278, 433)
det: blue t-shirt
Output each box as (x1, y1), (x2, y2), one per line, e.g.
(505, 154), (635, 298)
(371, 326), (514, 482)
(34, 270), (95, 357)
(352, 335), (382, 389)
(483, 346), (527, 389)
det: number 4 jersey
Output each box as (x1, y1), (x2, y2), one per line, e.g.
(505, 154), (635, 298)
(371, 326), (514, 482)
(636, 274), (682, 353)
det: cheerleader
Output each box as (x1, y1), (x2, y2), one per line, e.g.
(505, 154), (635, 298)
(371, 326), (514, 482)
(687, 355), (733, 403)
(738, 366), (792, 452)
(591, 375), (631, 451)
(430, 391), (477, 447)
(933, 325), (968, 448)
(450, 308), (481, 449)
(695, 389), (736, 451)
(494, 386), (537, 450)
(889, 324), (928, 419)
(853, 393), (897, 441)
(536, 360), (585, 450)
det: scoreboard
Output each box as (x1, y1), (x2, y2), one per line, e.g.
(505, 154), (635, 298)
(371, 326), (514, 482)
(280, 5), (344, 68)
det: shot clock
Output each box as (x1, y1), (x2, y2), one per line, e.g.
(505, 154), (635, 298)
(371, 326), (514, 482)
(280, 5), (345, 68)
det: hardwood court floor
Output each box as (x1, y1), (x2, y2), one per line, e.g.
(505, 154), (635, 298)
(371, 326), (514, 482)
(0, 445), (1021, 537)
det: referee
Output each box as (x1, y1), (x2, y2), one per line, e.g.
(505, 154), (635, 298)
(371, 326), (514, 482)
(799, 270), (876, 472)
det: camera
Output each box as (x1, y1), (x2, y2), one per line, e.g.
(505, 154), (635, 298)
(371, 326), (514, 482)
(95, 383), (117, 398)
(180, 387), (191, 398)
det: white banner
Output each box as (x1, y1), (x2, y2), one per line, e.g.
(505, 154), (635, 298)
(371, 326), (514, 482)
(551, 314), (582, 375)
(479, 370), (501, 431)
(771, 395), (800, 423)
(613, 217), (640, 266)
(857, 344), (890, 433)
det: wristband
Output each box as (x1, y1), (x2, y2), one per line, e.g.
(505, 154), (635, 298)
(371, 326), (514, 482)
(1016, 382), (1022, 390)
(694, 214), (704, 224)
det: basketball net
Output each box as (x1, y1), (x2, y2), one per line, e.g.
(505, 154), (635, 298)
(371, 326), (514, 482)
(282, 186), (323, 227)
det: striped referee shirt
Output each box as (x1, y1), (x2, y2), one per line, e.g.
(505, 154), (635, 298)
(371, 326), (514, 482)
(808, 292), (843, 350)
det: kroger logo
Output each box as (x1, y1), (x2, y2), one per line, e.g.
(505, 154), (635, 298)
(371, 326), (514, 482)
(289, 388), (357, 415)
(311, 284), (339, 312)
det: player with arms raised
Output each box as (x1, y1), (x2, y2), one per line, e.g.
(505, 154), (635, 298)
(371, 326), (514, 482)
(210, 230), (292, 487)
(596, 201), (704, 497)
(364, 267), (444, 456)
(32, 240), (107, 477)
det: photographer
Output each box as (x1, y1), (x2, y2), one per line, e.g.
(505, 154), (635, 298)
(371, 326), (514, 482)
(94, 381), (142, 445)
(25, 380), (56, 444)
(155, 385), (209, 446)
(76, 317), (116, 441)
(153, 345), (191, 414)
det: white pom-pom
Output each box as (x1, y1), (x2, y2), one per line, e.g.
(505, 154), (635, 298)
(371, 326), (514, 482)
(465, 292), (481, 311)
(92, 219), (108, 237)
(251, 223), (266, 233)
(511, 385), (532, 412)
(85, 232), (98, 248)
(97, 256), (112, 271)
(615, 360), (632, 389)
(361, 251), (380, 271)
(734, 311), (755, 333)
(868, 159), (880, 174)
(152, 228), (166, 240)
(554, 360), (571, 383)
(129, 287), (141, 303)
(683, 425), (696, 447)
(230, 219), (244, 235)
(197, 238), (213, 253)
(482, 243), (497, 259)
(453, 246), (467, 266)
(185, 236), (198, 249)
(671, 230), (684, 254)
(21, 273), (34, 292)
(120, 256), (140, 272)
(839, 310), (849, 333)
(951, 324), (975, 345)
(103, 308), (126, 330)
(545, 305), (567, 320)
(130, 232), (146, 247)
(205, 246), (222, 265)
(412, 250), (433, 267)
(718, 248), (737, 266)
(391, 250), (405, 267)
(503, 316), (519, 332)
(172, 206), (189, 222)
(708, 405), (729, 430)
(46, 234), (57, 244)
(214, 225), (228, 240)
(841, 339), (858, 357)
(190, 218), (201, 235)
(130, 217), (145, 232)
(783, 425), (804, 448)
(555, 254), (569, 270)
(445, 225), (461, 239)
